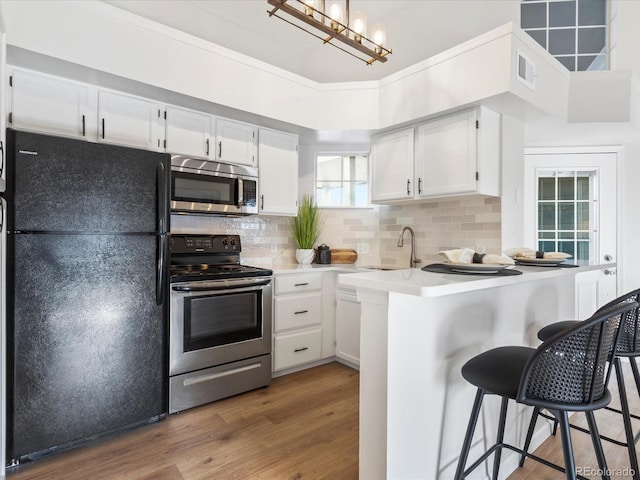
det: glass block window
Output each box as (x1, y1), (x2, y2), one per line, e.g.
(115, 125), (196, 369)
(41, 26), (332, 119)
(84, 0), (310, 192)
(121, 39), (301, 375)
(536, 170), (595, 261)
(521, 0), (607, 71)
(316, 154), (369, 207)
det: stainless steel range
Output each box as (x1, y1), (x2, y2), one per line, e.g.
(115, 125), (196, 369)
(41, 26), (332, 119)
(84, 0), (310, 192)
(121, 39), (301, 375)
(169, 234), (273, 413)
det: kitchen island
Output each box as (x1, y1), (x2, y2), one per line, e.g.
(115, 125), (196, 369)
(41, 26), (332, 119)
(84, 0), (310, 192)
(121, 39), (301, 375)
(338, 262), (615, 480)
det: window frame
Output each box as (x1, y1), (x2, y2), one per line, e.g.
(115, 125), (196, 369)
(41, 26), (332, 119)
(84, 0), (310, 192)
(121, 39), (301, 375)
(520, 0), (608, 72)
(314, 150), (372, 209)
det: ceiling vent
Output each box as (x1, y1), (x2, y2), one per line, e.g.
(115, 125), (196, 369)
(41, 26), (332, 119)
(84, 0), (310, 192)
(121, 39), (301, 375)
(516, 50), (536, 91)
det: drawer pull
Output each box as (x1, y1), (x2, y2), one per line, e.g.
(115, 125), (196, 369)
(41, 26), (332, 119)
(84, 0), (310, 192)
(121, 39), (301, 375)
(294, 347), (309, 353)
(294, 310), (309, 315)
(294, 282), (309, 287)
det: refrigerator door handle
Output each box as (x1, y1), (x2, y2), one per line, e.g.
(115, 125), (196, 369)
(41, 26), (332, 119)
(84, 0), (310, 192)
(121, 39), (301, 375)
(157, 234), (168, 305)
(157, 162), (168, 234)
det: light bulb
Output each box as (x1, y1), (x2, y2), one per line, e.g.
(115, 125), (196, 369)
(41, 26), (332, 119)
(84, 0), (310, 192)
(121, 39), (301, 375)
(372, 24), (385, 54)
(304, 0), (315, 16)
(328, 2), (343, 31)
(351, 11), (367, 43)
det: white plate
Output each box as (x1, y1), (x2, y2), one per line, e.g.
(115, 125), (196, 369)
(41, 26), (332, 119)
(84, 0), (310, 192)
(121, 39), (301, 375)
(513, 256), (567, 265)
(443, 262), (510, 272)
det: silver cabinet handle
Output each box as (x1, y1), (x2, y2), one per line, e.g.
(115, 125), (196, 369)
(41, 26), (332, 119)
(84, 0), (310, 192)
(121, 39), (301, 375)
(206, 138), (210, 156)
(218, 141), (222, 157)
(418, 178), (422, 194)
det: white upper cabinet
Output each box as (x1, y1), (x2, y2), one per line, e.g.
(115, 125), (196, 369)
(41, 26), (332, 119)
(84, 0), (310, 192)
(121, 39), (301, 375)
(370, 107), (500, 203)
(258, 128), (298, 216)
(370, 128), (415, 202)
(9, 68), (93, 140)
(415, 107), (500, 198)
(415, 110), (478, 197)
(98, 90), (165, 152)
(215, 118), (257, 167)
(165, 105), (213, 158)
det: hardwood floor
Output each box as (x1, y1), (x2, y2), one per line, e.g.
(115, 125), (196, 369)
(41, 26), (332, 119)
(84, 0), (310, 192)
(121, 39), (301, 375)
(6, 360), (640, 480)
(7, 362), (359, 480)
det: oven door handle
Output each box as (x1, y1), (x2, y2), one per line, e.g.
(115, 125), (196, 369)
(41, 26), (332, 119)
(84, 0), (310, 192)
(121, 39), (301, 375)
(171, 278), (272, 292)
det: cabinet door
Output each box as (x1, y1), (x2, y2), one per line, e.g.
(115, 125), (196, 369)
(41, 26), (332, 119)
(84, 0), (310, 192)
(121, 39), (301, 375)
(9, 69), (91, 140)
(415, 110), (477, 197)
(258, 128), (298, 216)
(215, 118), (257, 166)
(165, 106), (213, 158)
(370, 128), (414, 202)
(98, 90), (164, 151)
(335, 293), (360, 367)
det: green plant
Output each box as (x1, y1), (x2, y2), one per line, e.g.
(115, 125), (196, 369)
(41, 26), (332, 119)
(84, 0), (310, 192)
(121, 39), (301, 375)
(289, 195), (324, 249)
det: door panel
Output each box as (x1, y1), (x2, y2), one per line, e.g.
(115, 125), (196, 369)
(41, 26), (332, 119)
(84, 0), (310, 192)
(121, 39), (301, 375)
(8, 130), (169, 233)
(8, 234), (165, 460)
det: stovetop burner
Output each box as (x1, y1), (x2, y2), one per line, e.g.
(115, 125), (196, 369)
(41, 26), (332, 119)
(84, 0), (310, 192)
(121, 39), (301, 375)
(170, 234), (272, 283)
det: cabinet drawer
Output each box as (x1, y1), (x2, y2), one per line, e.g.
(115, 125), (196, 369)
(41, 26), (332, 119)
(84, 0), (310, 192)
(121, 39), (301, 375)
(274, 292), (322, 332)
(275, 273), (322, 294)
(274, 328), (322, 371)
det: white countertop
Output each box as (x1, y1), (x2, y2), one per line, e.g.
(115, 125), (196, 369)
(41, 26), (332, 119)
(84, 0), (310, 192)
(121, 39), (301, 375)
(269, 264), (398, 275)
(338, 262), (614, 298)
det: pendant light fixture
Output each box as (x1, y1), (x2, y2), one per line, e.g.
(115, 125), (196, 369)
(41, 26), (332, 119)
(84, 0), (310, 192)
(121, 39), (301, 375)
(267, 0), (392, 65)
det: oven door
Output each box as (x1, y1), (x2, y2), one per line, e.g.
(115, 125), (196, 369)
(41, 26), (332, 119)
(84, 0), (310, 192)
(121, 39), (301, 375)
(170, 277), (272, 376)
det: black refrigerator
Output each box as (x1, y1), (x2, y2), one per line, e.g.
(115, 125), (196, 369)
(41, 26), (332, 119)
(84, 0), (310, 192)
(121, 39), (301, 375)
(3, 129), (170, 464)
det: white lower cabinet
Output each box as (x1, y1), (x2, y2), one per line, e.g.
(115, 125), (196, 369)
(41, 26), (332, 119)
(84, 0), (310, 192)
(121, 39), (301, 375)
(273, 328), (322, 371)
(273, 272), (324, 372)
(335, 285), (360, 368)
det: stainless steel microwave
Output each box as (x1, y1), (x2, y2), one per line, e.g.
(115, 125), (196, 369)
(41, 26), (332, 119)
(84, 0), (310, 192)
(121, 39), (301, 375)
(170, 155), (258, 215)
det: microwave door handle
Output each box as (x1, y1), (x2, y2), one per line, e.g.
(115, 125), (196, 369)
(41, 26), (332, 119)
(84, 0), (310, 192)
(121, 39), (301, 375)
(237, 177), (244, 207)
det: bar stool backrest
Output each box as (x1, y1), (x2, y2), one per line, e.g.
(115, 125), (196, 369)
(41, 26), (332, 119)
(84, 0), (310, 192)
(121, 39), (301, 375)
(594, 288), (640, 356)
(516, 301), (638, 408)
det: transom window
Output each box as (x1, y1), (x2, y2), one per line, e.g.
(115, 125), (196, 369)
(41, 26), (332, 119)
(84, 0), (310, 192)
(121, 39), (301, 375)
(521, 0), (607, 72)
(315, 154), (369, 208)
(536, 170), (596, 261)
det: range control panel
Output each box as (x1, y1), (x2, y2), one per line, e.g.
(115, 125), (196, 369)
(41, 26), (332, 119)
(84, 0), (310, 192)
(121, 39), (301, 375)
(170, 234), (241, 254)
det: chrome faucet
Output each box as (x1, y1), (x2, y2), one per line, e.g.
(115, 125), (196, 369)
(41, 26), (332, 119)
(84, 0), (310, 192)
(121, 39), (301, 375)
(397, 226), (422, 268)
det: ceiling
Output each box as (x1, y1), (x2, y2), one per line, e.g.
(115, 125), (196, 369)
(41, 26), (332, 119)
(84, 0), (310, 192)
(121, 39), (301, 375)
(102, 0), (521, 83)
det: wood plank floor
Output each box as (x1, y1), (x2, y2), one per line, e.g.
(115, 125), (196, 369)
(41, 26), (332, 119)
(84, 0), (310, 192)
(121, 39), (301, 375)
(6, 360), (640, 480)
(7, 362), (359, 480)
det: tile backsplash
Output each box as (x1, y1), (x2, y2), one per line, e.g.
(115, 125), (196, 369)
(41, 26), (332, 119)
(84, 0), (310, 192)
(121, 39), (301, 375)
(171, 194), (501, 268)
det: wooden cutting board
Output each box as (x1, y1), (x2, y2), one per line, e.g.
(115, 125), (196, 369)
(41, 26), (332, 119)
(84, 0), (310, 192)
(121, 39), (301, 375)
(330, 248), (358, 264)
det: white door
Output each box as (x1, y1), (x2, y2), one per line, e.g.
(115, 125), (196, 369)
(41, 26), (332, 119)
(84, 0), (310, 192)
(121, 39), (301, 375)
(98, 90), (164, 151)
(370, 128), (414, 202)
(524, 149), (618, 314)
(258, 129), (298, 216)
(10, 68), (91, 140)
(165, 106), (212, 158)
(215, 118), (257, 166)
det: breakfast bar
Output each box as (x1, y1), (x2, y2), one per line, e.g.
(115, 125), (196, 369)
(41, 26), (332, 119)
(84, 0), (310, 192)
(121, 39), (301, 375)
(338, 262), (614, 480)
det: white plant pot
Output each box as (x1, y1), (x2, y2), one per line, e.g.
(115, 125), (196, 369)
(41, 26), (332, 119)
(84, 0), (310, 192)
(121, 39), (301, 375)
(295, 248), (315, 264)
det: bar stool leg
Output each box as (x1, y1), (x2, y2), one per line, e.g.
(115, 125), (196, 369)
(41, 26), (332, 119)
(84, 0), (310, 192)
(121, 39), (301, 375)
(455, 389), (486, 480)
(585, 410), (610, 480)
(630, 357), (640, 400)
(552, 409), (578, 480)
(519, 407), (540, 467)
(615, 358), (640, 480)
(492, 397), (509, 480)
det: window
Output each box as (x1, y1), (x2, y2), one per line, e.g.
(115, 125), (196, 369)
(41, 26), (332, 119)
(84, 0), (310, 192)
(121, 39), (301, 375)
(536, 170), (596, 261)
(315, 154), (369, 207)
(521, 0), (607, 71)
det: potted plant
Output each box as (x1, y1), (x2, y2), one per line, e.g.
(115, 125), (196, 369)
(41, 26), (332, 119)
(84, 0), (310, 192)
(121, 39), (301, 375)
(289, 195), (324, 264)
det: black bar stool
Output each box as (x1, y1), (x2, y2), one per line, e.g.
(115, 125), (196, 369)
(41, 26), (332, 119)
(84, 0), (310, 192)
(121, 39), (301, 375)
(520, 288), (640, 480)
(454, 301), (638, 480)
